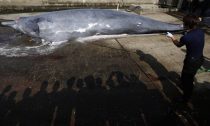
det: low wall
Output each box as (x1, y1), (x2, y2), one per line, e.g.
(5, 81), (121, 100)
(0, 0), (159, 13)
(0, 0), (158, 6)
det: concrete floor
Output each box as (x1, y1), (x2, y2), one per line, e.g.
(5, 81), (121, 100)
(0, 10), (210, 125)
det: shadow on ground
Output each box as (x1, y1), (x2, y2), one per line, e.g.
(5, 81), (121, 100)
(0, 50), (210, 126)
(136, 49), (182, 100)
(0, 71), (190, 126)
(136, 49), (210, 126)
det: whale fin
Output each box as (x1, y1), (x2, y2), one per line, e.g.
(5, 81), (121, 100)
(1, 20), (16, 27)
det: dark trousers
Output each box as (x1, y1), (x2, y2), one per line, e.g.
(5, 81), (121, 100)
(181, 73), (194, 102)
(181, 56), (204, 102)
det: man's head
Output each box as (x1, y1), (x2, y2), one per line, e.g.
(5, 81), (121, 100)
(183, 14), (200, 29)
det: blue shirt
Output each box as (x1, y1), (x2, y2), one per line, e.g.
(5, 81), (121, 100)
(180, 28), (205, 60)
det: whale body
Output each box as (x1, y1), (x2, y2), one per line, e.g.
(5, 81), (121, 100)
(1, 9), (183, 42)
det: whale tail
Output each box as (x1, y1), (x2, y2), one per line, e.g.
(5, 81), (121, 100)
(1, 20), (18, 30)
(1, 20), (16, 26)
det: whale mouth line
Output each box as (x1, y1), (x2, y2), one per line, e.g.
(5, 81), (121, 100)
(76, 34), (129, 42)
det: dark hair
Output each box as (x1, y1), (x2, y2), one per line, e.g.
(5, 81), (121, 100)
(67, 77), (76, 88)
(183, 14), (200, 29)
(84, 75), (95, 89)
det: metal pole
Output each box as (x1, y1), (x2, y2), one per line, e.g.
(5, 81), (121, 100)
(168, 0), (173, 12)
(177, 0), (184, 10)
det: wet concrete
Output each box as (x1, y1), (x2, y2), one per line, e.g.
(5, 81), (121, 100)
(0, 10), (210, 126)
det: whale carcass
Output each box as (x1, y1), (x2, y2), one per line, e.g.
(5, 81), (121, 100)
(1, 9), (183, 42)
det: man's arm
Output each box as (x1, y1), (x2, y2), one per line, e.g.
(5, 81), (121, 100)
(166, 32), (184, 47)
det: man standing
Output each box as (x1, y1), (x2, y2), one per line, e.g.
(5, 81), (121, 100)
(166, 14), (205, 103)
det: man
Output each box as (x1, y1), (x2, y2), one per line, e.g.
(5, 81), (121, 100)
(166, 14), (205, 103)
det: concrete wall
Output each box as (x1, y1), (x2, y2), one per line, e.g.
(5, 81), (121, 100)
(0, 0), (158, 6)
(158, 0), (179, 6)
(0, 0), (43, 6)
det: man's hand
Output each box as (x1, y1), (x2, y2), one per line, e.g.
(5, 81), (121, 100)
(166, 32), (174, 38)
(166, 32), (182, 47)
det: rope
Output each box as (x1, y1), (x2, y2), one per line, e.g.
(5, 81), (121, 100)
(198, 66), (210, 73)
